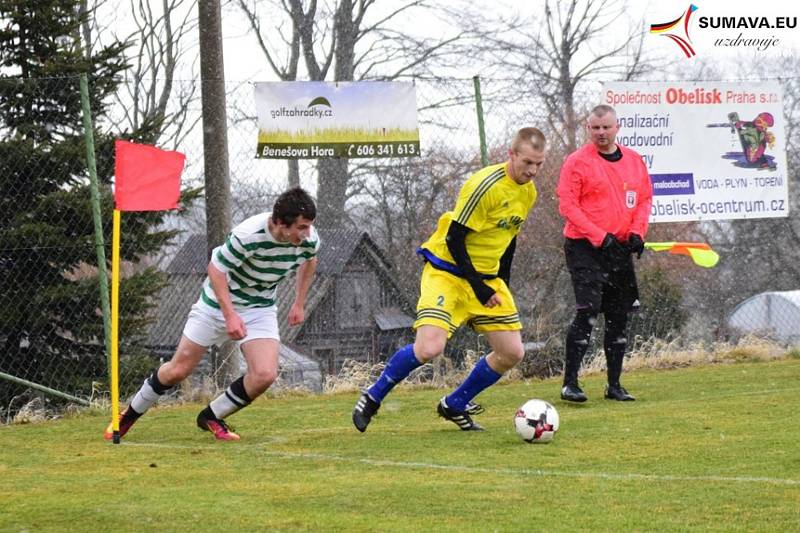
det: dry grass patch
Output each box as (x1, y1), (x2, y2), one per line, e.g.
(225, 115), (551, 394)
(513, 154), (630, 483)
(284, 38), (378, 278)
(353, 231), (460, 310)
(326, 336), (796, 393)
(584, 335), (791, 376)
(324, 351), (484, 394)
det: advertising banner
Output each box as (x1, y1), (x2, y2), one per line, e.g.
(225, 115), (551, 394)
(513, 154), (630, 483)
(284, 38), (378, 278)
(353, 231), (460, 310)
(255, 81), (420, 159)
(603, 81), (788, 223)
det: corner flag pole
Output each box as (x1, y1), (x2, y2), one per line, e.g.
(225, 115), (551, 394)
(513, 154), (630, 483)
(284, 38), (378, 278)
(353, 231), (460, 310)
(110, 209), (121, 444)
(110, 140), (185, 443)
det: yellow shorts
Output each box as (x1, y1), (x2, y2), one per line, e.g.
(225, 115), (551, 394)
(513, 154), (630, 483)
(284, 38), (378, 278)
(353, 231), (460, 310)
(413, 263), (521, 338)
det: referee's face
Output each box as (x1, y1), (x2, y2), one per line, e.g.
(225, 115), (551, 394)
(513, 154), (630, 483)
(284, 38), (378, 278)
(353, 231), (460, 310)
(508, 144), (545, 184)
(587, 111), (619, 153)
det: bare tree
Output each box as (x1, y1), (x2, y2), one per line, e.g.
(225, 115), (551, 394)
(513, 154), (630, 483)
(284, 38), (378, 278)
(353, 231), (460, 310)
(235, 0), (467, 227)
(235, 0), (303, 186)
(86, 0), (201, 148)
(469, 0), (651, 153)
(352, 151), (471, 292)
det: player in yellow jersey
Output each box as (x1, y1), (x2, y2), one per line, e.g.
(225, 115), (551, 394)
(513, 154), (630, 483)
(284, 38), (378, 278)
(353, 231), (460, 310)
(353, 127), (547, 432)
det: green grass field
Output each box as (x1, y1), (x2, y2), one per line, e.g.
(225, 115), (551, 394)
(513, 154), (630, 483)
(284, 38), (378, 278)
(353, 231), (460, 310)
(2, 359), (799, 532)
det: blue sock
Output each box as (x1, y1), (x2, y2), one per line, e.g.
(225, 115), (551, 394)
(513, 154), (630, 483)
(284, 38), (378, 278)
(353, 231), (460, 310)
(445, 357), (502, 411)
(367, 344), (422, 403)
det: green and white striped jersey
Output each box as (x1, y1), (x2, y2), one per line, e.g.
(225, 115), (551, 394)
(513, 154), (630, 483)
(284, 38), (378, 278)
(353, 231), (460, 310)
(199, 213), (320, 310)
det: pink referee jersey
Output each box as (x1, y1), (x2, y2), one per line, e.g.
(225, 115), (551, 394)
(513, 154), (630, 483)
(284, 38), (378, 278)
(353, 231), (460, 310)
(557, 143), (653, 247)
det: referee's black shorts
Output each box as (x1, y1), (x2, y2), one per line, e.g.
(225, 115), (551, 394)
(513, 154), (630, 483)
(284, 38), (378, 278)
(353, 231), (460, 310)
(564, 238), (640, 314)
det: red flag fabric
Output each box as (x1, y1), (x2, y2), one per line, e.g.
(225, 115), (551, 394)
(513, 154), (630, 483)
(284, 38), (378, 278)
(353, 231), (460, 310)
(114, 140), (185, 211)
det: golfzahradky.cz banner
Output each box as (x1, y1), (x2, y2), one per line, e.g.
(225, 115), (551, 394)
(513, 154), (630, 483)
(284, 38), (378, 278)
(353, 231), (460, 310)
(255, 81), (420, 159)
(603, 81), (789, 223)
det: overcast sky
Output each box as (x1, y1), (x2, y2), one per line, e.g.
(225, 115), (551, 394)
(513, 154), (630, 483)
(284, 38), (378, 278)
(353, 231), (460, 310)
(94, 0), (800, 82)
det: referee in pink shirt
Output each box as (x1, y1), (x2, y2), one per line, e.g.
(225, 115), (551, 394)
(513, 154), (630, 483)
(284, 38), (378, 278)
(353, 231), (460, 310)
(556, 104), (653, 402)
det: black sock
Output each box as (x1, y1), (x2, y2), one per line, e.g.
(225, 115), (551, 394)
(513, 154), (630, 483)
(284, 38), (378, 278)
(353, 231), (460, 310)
(122, 406), (142, 421)
(604, 311), (629, 386)
(148, 371), (172, 394)
(199, 405), (218, 421)
(564, 308), (597, 385)
(228, 376), (252, 404)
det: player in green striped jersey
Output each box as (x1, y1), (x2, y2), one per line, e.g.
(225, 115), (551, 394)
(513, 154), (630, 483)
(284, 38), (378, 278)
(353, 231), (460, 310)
(105, 188), (319, 441)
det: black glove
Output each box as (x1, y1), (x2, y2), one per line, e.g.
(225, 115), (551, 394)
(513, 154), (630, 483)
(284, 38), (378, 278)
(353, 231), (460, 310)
(601, 233), (624, 253)
(627, 233), (645, 259)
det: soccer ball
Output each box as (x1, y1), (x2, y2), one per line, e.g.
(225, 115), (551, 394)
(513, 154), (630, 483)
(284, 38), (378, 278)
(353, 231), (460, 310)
(514, 399), (559, 443)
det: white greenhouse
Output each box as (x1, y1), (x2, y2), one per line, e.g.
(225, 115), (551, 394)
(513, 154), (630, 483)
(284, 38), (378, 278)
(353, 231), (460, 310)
(727, 290), (800, 344)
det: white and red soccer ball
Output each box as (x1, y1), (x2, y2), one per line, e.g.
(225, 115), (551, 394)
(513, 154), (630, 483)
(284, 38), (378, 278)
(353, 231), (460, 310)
(514, 399), (560, 443)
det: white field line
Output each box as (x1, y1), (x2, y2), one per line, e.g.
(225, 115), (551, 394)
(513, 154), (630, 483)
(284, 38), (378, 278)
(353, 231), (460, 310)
(121, 442), (800, 487)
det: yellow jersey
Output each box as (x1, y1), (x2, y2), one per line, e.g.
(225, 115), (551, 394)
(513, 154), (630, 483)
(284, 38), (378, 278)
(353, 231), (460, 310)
(420, 162), (537, 275)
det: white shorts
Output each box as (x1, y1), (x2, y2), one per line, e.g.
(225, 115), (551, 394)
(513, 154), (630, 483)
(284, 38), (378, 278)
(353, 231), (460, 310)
(182, 301), (280, 348)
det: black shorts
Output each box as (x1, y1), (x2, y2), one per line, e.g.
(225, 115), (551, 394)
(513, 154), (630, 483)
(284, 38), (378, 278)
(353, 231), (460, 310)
(564, 238), (639, 314)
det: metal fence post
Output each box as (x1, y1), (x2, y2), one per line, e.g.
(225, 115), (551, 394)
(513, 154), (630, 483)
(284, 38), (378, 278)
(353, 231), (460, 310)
(0, 371), (90, 406)
(80, 73), (113, 378)
(473, 75), (489, 167)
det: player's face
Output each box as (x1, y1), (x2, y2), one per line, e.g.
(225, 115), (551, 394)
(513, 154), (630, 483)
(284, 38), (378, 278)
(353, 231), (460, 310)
(276, 216), (314, 245)
(508, 143), (545, 184)
(587, 112), (619, 153)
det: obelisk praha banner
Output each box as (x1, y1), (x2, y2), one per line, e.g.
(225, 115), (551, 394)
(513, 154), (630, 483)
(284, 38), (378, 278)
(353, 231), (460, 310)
(255, 81), (420, 159)
(603, 81), (788, 223)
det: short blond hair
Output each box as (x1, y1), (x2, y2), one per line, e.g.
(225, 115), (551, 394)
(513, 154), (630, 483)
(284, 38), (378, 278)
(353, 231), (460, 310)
(511, 127), (546, 152)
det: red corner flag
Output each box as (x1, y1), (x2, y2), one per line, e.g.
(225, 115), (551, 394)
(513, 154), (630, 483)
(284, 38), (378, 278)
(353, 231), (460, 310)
(114, 140), (185, 211)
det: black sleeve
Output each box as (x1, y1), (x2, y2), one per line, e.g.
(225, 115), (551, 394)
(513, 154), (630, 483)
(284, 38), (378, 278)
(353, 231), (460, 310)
(446, 221), (496, 304)
(498, 237), (516, 287)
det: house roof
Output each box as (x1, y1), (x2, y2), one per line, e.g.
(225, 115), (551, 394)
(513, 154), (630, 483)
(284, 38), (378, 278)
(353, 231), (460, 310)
(166, 234), (208, 275)
(374, 306), (415, 331)
(165, 228), (392, 277)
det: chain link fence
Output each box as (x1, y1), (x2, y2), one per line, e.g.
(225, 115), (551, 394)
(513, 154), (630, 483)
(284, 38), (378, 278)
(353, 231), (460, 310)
(2, 75), (799, 422)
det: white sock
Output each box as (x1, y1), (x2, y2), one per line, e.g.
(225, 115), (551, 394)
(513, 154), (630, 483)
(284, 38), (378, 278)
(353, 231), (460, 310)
(209, 378), (251, 419)
(130, 377), (162, 414)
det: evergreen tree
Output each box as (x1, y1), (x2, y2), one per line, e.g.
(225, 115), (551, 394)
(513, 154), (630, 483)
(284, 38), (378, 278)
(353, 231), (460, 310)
(0, 0), (198, 414)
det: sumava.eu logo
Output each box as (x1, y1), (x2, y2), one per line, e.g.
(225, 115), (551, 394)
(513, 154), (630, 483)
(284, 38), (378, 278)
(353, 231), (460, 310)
(650, 4), (699, 58)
